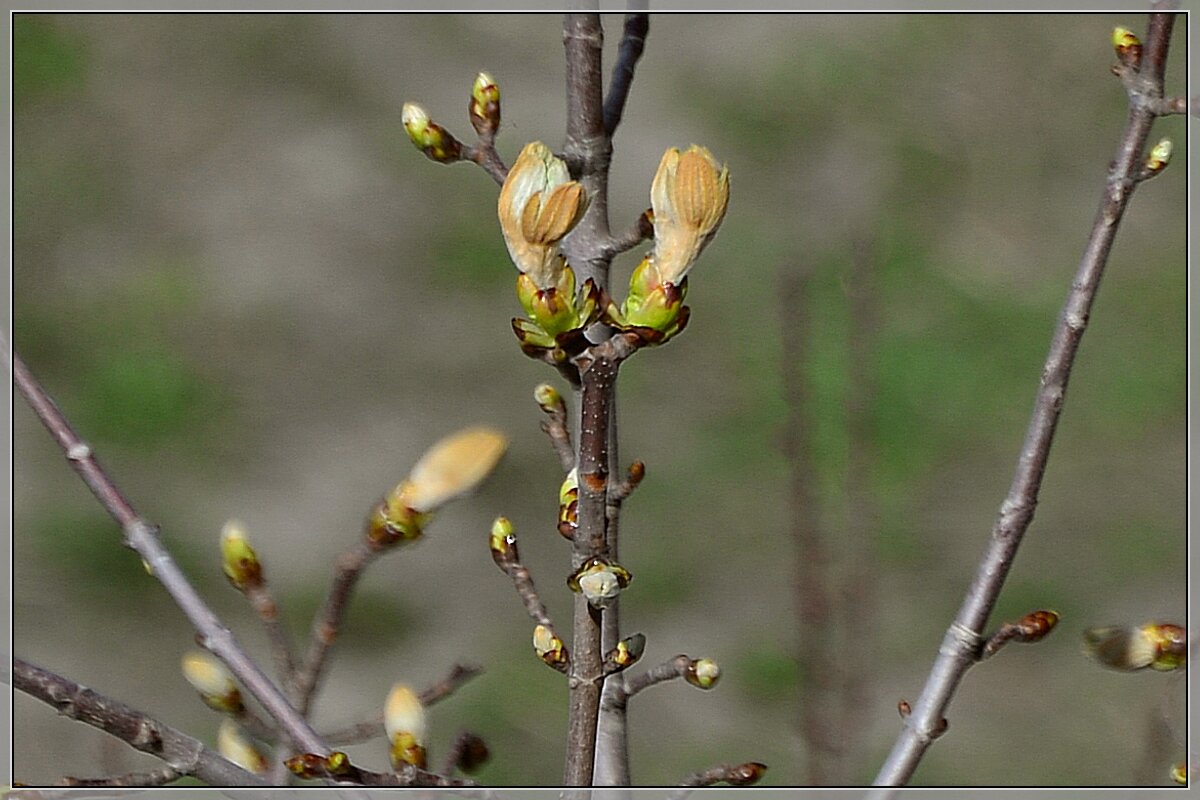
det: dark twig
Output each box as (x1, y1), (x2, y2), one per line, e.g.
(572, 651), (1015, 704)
(462, 142), (508, 186)
(243, 583), (296, 684)
(536, 384), (576, 472)
(13, 657), (268, 787)
(8, 349), (329, 756)
(439, 730), (490, 776)
(320, 662), (483, 746)
(675, 761), (768, 789)
(496, 548), (557, 631)
(56, 766), (182, 788)
(779, 264), (838, 784)
(872, 11), (1179, 786)
(292, 540), (378, 715)
(603, 14), (649, 137)
(286, 752), (478, 788)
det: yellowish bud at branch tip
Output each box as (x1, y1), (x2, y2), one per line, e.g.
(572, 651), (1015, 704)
(221, 519), (262, 589)
(1146, 138), (1172, 173)
(384, 683), (428, 769)
(533, 382), (564, 414)
(401, 102), (462, 163)
(686, 657), (721, 689)
(489, 515), (518, 565)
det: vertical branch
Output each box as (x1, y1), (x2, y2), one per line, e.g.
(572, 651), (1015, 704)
(603, 14), (650, 137)
(873, 11), (1179, 786)
(565, 353), (616, 786)
(779, 265), (838, 784)
(838, 235), (881, 781)
(9, 349), (330, 756)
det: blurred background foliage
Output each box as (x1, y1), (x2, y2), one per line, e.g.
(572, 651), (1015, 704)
(11, 13), (1187, 787)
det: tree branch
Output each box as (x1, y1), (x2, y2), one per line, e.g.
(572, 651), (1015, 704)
(872, 11), (1179, 786)
(603, 14), (649, 137)
(8, 348), (330, 756)
(12, 657), (268, 787)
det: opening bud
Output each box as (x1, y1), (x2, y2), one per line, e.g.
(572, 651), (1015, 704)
(220, 519), (262, 590)
(372, 427), (508, 547)
(181, 651), (243, 714)
(217, 719), (268, 774)
(469, 71), (501, 137)
(558, 468), (579, 539)
(384, 683), (428, 769)
(567, 557), (632, 609)
(1145, 138), (1172, 174)
(685, 657), (721, 689)
(1112, 27), (1142, 69)
(611, 633), (646, 668)
(402, 102), (462, 163)
(489, 516), (519, 566)
(1083, 622), (1187, 672)
(533, 624), (569, 670)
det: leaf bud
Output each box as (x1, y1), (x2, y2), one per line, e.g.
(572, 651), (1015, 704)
(181, 651), (243, 714)
(557, 468), (579, 540)
(533, 382), (565, 416)
(489, 515), (519, 566)
(533, 624), (569, 670)
(217, 719), (268, 774)
(1145, 138), (1172, 175)
(726, 762), (768, 786)
(567, 557), (632, 609)
(469, 71), (501, 138)
(402, 102), (463, 163)
(220, 519), (262, 590)
(1112, 26), (1142, 70)
(685, 657), (721, 689)
(384, 683), (428, 769)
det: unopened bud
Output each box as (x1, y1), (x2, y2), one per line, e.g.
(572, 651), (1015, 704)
(1170, 762), (1187, 785)
(489, 516), (518, 566)
(1145, 138), (1172, 175)
(221, 520), (262, 590)
(469, 72), (501, 138)
(534, 382), (565, 416)
(1112, 27), (1142, 69)
(1012, 609), (1059, 642)
(726, 762), (768, 786)
(455, 732), (491, 774)
(217, 720), (268, 774)
(685, 657), (721, 689)
(402, 102), (463, 163)
(610, 633), (646, 668)
(384, 683), (428, 769)
(181, 651), (243, 714)
(533, 624), (569, 670)
(558, 468), (579, 539)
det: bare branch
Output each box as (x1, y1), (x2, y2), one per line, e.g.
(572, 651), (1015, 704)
(55, 766), (181, 788)
(12, 657), (268, 787)
(674, 761), (768, 790)
(243, 583), (297, 683)
(292, 540), (378, 715)
(624, 655), (691, 698)
(872, 11), (1180, 786)
(462, 142), (508, 185)
(603, 14), (649, 137)
(8, 348), (329, 756)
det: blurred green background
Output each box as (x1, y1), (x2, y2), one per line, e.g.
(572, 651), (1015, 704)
(11, 13), (1187, 787)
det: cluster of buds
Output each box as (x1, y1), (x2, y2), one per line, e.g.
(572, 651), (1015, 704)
(285, 750), (356, 781)
(533, 624), (570, 671)
(499, 142), (599, 361)
(557, 468), (579, 539)
(1112, 26), (1143, 71)
(567, 557), (633, 609)
(217, 719), (268, 774)
(1083, 622), (1187, 672)
(367, 427), (507, 548)
(604, 145), (730, 345)
(685, 657), (721, 689)
(181, 651), (244, 714)
(220, 520), (262, 591)
(384, 683), (428, 770)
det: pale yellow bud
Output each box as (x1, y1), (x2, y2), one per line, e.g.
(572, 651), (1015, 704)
(686, 657), (721, 689)
(392, 427), (508, 514)
(384, 683), (427, 747)
(648, 145), (729, 285)
(181, 651), (242, 713)
(217, 719), (268, 774)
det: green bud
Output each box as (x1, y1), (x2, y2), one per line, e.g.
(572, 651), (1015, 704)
(533, 383), (564, 415)
(402, 102), (463, 163)
(220, 520), (262, 590)
(489, 516), (518, 565)
(1145, 138), (1172, 174)
(685, 657), (721, 689)
(1112, 27), (1142, 69)
(469, 71), (501, 137)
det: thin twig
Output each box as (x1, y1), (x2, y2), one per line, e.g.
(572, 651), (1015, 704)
(320, 662), (483, 745)
(601, 209), (653, 260)
(12, 657), (269, 787)
(603, 13), (649, 137)
(55, 766), (181, 788)
(462, 142), (508, 185)
(496, 546), (558, 631)
(244, 583), (296, 683)
(872, 11), (1179, 786)
(674, 761), (768, 789)
(624, 655), (691, 698)
(292, 540), (378, 715)
(8, 349), (329, 756)
(779, 264), (838, 785)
